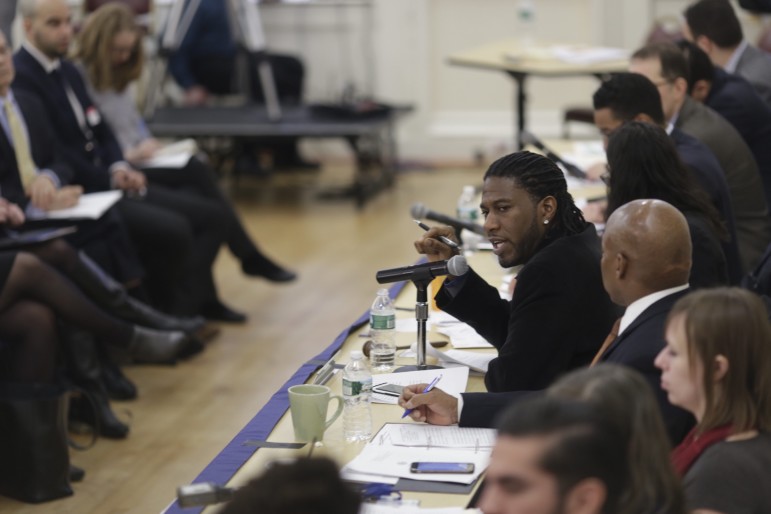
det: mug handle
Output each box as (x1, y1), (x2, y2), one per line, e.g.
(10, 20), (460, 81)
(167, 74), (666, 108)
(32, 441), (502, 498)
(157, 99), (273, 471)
(325, 395), (344, 429)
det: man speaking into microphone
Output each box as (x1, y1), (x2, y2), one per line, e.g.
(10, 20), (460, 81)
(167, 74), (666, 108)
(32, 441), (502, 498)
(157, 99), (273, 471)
(414, 151), (618, 393)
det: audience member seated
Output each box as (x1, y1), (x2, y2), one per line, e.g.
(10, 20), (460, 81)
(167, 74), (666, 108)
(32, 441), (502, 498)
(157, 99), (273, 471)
(630, 42), (771, 272)
(683, 0), (771, 105)
(478, 395), (629, 514)
(0, 27), (149, 291)
(218, 457), (360, 514)
(655, 287), (771, 513)
(73, 3), (296, 286)
(401, 199), (695, 444)
(605, 122), (729, 289)
(547, 364), (686, 514)
(677, 39), (771, 208)
(590, 72), (741, 283)
(167, 0), (316, 172)
(13, 0), (242, 321)
(414, 151), (617, 393)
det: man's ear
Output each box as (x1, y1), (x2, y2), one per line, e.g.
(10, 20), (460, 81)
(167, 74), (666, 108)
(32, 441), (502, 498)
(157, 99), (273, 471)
(563, 478), (607, 514)
(691, 80), (711, 102)
(695, 35), (714, 55)
(673, 76), (689, 97)
(539, 196), (557, 225)
(615, 252), (628, 280)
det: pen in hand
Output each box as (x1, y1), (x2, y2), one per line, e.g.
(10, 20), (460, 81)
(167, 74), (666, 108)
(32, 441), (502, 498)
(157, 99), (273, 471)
(413, 220), (460, 249)
(402, 374), (443, 419)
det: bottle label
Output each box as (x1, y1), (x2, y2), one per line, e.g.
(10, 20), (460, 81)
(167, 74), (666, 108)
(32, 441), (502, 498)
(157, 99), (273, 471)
(370, 314), (395, 330)
(343, 377), (372, 396)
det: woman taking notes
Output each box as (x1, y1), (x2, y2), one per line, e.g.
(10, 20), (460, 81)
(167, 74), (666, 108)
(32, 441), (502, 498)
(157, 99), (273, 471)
(655, 288), (771, 514)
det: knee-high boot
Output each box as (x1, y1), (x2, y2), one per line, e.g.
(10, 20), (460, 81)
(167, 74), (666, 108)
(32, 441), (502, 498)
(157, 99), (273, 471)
(69, 252), (205, 334)
(59, 324), (130, 439)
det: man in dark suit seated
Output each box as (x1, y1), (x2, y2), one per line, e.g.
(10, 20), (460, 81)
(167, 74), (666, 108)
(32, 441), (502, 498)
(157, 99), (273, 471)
(683, 0), (771, 105)
(630, 42), (771, 273)
(678, 40), (771, 209)
(400, 199), (695, 444)
(13, 0), (240, 319)
(591, 72), (742, 284)
(414, 151), (618, 394)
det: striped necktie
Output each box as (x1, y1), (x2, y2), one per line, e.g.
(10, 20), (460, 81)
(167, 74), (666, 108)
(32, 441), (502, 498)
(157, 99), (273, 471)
(4, 99), (37, 191)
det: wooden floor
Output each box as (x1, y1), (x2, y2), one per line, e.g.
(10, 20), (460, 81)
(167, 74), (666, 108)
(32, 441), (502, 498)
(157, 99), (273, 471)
(0, 163), (484, 514)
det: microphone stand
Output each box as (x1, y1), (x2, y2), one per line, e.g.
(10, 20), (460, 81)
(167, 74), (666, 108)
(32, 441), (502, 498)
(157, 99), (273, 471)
(394, 278), (443, 372)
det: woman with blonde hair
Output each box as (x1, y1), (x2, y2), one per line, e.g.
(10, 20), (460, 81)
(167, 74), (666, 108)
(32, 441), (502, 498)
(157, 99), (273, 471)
(548, 363), (686, 514)
(74, 4), (297, 321)
(655, 287), (771, 513)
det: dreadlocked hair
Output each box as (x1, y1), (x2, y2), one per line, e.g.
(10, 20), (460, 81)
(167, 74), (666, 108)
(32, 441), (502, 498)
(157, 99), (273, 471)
(484, 151), (586, 235)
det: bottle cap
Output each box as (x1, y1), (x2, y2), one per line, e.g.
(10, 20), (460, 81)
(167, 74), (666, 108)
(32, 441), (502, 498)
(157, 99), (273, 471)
(350, 350), (363, 360)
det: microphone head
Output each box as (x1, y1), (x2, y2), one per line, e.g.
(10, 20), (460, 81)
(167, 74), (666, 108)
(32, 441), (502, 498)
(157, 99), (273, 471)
(410, 203), (428, 219)
(447, 255), (469, 277)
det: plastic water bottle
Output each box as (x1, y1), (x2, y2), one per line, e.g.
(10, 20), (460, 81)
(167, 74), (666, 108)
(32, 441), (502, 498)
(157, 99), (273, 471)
(342, 350), (372, 442)
(457, 185), (483, 251)
(369, 289), (396, 371)
(517, 0), (536, 50)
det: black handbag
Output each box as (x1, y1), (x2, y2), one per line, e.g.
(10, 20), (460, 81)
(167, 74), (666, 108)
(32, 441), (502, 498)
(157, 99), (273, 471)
(0, 382), (73, 503)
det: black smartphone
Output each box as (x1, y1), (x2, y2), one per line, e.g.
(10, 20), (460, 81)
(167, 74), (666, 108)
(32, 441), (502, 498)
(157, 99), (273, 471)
(410, 462), (475, 474)
(372, 383), (404, 397)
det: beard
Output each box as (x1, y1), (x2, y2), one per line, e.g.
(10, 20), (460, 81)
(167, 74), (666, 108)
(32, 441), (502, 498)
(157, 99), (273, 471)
(498, 216), (543, 269)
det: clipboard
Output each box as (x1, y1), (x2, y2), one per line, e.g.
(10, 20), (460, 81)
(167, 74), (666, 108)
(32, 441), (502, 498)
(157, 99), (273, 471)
(0, 226), (78, 250)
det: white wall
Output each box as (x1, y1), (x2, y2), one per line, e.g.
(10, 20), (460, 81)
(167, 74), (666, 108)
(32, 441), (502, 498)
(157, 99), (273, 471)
(57, 0), (771, 162)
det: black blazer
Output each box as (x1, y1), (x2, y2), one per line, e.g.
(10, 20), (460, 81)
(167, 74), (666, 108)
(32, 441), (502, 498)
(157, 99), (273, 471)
(0, 90), (73, 208)
(707, 67), (771, 209)
(672, 128), (742, 284)
(460, 290), (695, 445)
(12, 47), (123, 192)
(437, 223), (618, 393)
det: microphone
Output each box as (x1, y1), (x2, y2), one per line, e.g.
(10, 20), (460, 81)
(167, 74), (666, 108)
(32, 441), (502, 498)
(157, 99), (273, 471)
(520, 130), (587, 179)
(410, 203), (486, 236)
(376, 255), (469, 284)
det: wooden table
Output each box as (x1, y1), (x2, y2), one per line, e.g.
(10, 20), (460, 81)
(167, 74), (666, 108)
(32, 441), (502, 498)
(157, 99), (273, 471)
(448, 39), (628, 149)
(160, 252), (504, 513)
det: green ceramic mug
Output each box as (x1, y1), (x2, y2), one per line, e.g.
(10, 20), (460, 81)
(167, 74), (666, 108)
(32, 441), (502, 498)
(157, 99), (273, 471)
(288, 384), (344, 442)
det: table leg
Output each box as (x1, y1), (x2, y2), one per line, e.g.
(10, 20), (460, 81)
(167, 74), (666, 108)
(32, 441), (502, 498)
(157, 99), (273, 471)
(508, 71), (527, 150)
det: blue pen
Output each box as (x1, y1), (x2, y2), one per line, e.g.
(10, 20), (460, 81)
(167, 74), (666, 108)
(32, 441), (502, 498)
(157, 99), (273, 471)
(402, 374), (443, 419)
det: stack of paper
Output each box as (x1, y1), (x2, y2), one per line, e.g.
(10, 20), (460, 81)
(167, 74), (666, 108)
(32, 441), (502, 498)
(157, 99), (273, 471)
(399, 343), (495, 374)
(342, 424), (491, 486)
(429, 311), (493, 349)
(28, 190), (123, 220)
(140, 138), (197, 169)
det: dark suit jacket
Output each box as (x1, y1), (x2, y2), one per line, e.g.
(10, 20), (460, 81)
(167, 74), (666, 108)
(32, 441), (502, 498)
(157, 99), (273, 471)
(0, 90), (72, 207)
(461, 290), (695, 445)
(675, 96), (771, 272)
(672, 128), (742, 284)
(706, 67), (771, 208)
(437, 223), (618, 393)
(735, 44), (771, 106)
(12, 47), (124, 192)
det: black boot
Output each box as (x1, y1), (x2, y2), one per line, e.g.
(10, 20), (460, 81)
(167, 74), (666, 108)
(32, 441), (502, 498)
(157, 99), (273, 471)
(59, 325), (130, 439)
(97, 344), (138, 401)
(69, 252), (206, 333)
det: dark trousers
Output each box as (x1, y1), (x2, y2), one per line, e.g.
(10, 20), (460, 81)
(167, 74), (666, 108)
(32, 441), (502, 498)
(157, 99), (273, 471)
(117, 185), (227, 316)
(144, 157), (258, 260)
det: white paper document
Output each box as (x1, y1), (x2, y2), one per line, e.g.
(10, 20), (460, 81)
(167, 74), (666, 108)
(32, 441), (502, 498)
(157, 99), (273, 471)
(551, 45), (628, 64)
(29, 190), (122, 220)
(400, 344), (495, 374)
(371, 366), (469, 405)
(375, 423), (496, 449)
(140, 139), (198, 169)
(343, 444), (489, 485)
